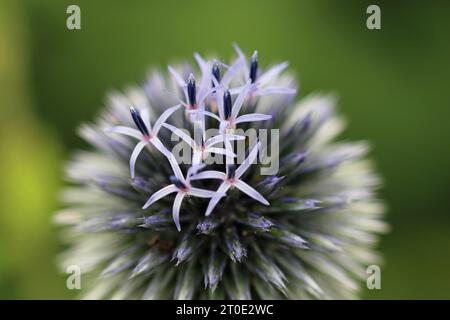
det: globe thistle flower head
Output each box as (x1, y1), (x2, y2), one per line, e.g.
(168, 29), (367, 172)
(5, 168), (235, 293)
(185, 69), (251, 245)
(56, 44), (387, 299)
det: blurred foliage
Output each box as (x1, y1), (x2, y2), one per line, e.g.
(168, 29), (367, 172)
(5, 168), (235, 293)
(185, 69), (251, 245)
(0, 0), (449, 299)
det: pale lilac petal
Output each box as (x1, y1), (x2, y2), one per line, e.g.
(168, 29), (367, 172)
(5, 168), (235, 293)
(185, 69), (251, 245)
(194, 53), (209, 72)
(163, 88), (188, 107)
(192, 149), (203, 166)
(168, 66), (186, 87)
(222, 59), (245, 87)
(236, 141), (261, 178)
(162, 123), (195, 148)
(167, 152), (185, 182)
(186, 163), (206, 180)
(257, 86), (297, 96)
(234, 180), (269, 205)
(143, 185), (178, 209)
(257, 62), (289, 86)
(167, 67), (190, 105)
(188, 187), (221, 198)
(216, 87), (225, 119)
(152, 104), (181, 134)
(140, 108), (152, 131)
(194, 53), (213, 103)
(172, 192), (185, 231)
(228, 86), (246, 96)
(105, 126), (142, 140)
(149, 136), (171, 155)
(206, 134), (245, 147)
(223, 136), (235, 165)
(207, 147), (236, 157)
(219, 121), (229, 134)
(189, 170), (226, 181)
(235, 113), (272, 124)
(198, 84), (213, 106)
(190, 110), (221, 122)
(231, 80), (251, 119)
(205, 182), (231, 216)
(232, 43), (249, 76)
(150, 137), (184, 181)
(130, 140), (148, 179)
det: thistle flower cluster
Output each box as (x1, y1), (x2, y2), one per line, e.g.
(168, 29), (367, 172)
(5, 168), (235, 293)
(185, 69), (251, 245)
(56, 45), (388, 299)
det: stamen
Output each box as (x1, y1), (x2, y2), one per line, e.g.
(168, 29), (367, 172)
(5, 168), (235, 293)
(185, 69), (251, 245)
(187, 73), (197, 107)
(223, 90), (232, 120)
(249, 50), (258, 83)
(130, 107), (149, 137)
(170, 175), (187, 190)
(212, 62), (221, 87)
(227, 164), (236, 180)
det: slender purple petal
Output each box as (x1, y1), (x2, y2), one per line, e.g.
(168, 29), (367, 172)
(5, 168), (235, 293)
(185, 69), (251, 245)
(222, 57), (245, 87)
(232, 43), (249, 76)
(192, 149), (203, 166)
(162, 123), (195, 148)
(143, 185), (178, 209)
(188, 187), (221, 198)
(172, 192), (185, 231)
(190, 110), (221, 122)
(105, 126), (141, 140)
(205, 182), (231, 216)
(206, 134), (245, 147)
(231, 80), (251, 119)
(235, 141), (261, 178)
(168, 66), (186, 87)
(207, 147), (236, 157)
(257, 86), (297, 96)
(140, 108), (152, 131)
(257, 62), (289, 86)
(152, 104), (181, 134)
(234, 180), (269, 205)
(190, 170), (226, 181)
(235, 113), (272, 124)
(130, 140), (148, 179)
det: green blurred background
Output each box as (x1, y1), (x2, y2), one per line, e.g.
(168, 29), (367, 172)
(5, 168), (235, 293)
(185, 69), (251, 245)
(1, 0), (449, 299)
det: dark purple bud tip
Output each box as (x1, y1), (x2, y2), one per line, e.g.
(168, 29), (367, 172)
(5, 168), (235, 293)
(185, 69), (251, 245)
(227, 164), (236, 180)
(187, 73), (197, 107)
(170, 175), (187, 190)
(130, 107), (149, 137)
(223, 90), (232, 119)
(249, 50), (258, 83)
(212, 62), (221, 86)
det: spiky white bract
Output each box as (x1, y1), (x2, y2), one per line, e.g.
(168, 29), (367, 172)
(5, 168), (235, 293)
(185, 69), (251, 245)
(55, 45), (388, 300)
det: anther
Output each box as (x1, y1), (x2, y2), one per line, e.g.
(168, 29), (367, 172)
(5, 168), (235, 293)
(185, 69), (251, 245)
(130, 107), (149, 137)
(249, 50), (258, 83)
(223, 90), (232, 120)
(187, 73), (197, 107)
